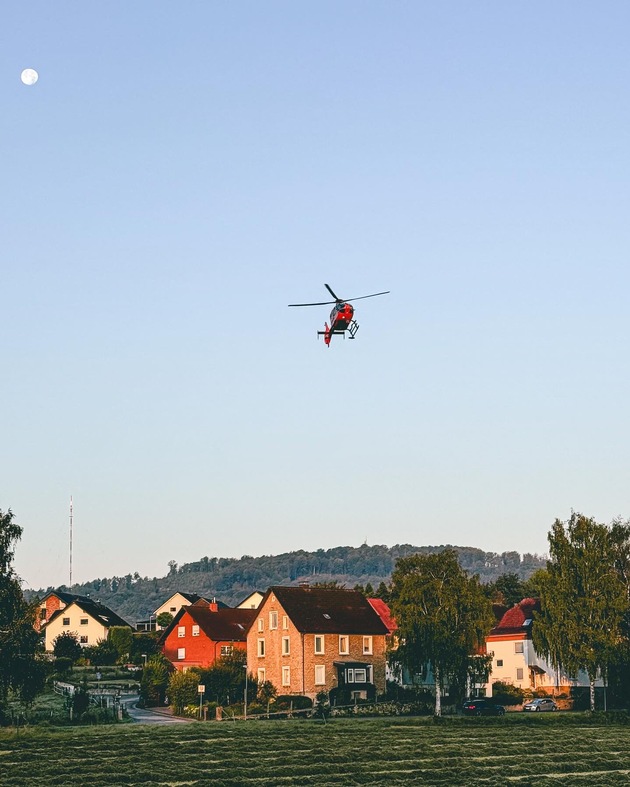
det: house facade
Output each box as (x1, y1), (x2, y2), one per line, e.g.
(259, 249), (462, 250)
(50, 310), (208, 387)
(35, 590), (93, 632)
(160, 600), (256, 671)
(483, 598), (604, 696)
(43, 598), (132, 651)
(236, 591), (264, 609)
(246, 586), (389, 702)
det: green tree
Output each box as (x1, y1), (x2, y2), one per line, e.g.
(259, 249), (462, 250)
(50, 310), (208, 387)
(0, 509), (46, 711)
(389, 550), (494, 715)
(139, 653), (172, 707)
(168, 669), (201, 714)
(486, 573), (526, 607)
(532, 513), (628, 711)
(129, 632), (158, 664)
(156, 612), (174, 629)
(108, 626), (133, 662)
(53, 631), (83, 663)
(197, 649), (249, 706)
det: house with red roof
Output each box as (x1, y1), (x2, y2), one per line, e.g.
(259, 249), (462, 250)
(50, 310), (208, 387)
(483, 597), (603, 697)
(159, 600), (256, 671)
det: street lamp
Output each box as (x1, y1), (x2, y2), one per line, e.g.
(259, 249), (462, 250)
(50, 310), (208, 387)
(244, 667), (248, 721)
(141, 654), (147, 667)
(149, 614), (157, 632)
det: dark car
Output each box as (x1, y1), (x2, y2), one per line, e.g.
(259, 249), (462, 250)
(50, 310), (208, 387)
(462, 699), (506, 716)
(523, 697), (558, 712)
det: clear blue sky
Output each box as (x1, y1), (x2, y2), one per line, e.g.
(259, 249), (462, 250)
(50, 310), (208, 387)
(4, 2), (630, 589)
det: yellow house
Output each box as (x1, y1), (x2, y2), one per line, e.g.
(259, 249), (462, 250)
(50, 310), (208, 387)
(43, 598), (132, 652)
(236, 591), (264, 609)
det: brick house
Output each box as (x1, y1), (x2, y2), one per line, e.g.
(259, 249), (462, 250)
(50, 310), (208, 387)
(483, 597), (604, 696)
(160, 600), (256, 671)
(43, 598), (132, 651)
(246, 585), (389, 702)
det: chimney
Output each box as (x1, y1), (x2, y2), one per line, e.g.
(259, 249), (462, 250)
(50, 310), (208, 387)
(208, 601), (219, 612)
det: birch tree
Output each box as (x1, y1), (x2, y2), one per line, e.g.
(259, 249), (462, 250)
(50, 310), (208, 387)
(389, 550), (494, 715)
(533, 513), (628, 711)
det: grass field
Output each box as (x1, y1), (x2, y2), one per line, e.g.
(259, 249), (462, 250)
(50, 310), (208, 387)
(1, 715), (630, 786)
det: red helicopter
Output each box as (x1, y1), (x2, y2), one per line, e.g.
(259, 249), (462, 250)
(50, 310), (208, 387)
(288, 283), (390, 346)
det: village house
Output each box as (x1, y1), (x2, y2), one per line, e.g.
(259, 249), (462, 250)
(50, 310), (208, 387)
(35, 589), (93, 632)
(160, 599), (256, 671)
(246, 585), (389, 702)
(236, 590), (264, 609)
(136, 592), (229, 631)
(43, 597), (132, 651)
(483, 597), (604, 696)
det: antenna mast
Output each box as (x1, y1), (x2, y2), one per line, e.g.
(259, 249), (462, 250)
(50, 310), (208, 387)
(69, 496), (73, 588)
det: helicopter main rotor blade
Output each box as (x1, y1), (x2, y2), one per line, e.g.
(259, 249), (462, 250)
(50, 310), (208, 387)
(345, 290), (390, 302)
(324, 283), (341, 301)
(288, 300), (338, 307)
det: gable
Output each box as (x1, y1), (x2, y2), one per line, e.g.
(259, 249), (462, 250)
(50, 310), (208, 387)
(258, 586), (389, 635)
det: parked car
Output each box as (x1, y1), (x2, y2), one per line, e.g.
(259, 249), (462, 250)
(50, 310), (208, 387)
(462, 699), (506, 716)
(523, 697), (558, 712)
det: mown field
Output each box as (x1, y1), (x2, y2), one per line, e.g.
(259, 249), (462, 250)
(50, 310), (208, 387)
(1, 715), (630, 786)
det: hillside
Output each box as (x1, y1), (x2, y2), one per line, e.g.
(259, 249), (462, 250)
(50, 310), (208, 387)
(27, 543), (546, 625)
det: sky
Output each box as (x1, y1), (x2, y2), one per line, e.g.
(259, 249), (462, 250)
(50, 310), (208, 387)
(3, 2), (630, 590)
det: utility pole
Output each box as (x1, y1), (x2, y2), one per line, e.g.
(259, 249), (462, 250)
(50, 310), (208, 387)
(69, 496), (73, 588)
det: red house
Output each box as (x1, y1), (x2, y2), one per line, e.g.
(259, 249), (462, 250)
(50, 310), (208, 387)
(160, 600), (256, 671)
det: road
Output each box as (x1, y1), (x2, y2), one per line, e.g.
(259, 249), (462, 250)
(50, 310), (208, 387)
(124, 698), (194, 725)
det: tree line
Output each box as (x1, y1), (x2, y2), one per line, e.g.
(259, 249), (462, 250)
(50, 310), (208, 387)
(27, 543), (546, 623)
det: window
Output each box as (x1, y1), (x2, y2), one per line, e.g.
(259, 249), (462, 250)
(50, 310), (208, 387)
(39, 608), (47, 620)
(339, 635), (349, 655)
(192, 625), (200, 637)
(258, 618), (264, 632)
(347, 669), (355, 683)
(257, 639), (265, 657)
(80, 635), (88, 644)
(80, 618), (88, 626)
(314, 635), (325, 655)
(496, 659), (503, 667)
(269, 610), (278, 629)
(282, 616), (289, 630)
(282, 636), (290, 655)
(315, 665), (326, 685)
(178, 626), (185, 638)
(516, 668), (524, 681)
(170, 607), (176, 613)
(354, 668), (367, 683)
(62, 617), (70, 626)
(515, 642), (524, 654)
(257, 668), (266, 684)
(177, 648), (185, 660)
(220, 645), (233, 656)
(282, 666), (291, 687)
(362, 636), (373, 655)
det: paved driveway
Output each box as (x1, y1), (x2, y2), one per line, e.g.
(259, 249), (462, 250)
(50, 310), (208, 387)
(125, 701), (193, 725)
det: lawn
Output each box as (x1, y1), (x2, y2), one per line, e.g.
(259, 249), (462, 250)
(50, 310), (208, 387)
(1, 715), (630, 785)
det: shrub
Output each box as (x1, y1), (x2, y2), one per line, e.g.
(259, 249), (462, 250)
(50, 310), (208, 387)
(491, 681), (524, 706)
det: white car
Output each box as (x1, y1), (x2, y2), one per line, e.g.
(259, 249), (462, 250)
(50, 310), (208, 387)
(523, 698), (558, 712)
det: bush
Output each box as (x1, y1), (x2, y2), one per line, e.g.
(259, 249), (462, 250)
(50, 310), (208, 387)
(491, 681), (524, 706)
(53, 657), (73, 677)
(275, 695), (313, 711)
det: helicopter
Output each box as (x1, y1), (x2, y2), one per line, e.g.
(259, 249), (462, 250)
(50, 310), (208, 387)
(288, 284), (390, 346)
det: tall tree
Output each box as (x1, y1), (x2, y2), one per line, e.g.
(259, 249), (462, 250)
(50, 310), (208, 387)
(0, 509), (46, 711)
(532, 513), (628, 711)
(389, 550), (494, 715)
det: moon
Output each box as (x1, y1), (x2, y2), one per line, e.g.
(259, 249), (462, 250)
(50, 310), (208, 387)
(20, 68), (38, 86)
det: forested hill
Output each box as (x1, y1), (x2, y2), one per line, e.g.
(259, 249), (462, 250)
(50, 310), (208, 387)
(28, 544), (546, 625)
